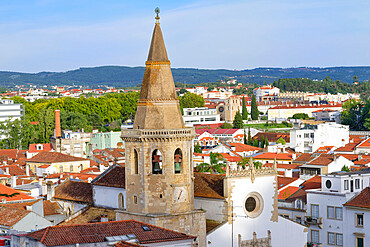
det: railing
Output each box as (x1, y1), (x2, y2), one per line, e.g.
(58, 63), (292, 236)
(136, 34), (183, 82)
(121, 128), (195, 139)
(305, 216), (323, 227)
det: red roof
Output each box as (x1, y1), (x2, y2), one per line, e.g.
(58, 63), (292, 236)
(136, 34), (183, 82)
(278, 186), (299, 200)
(26, 220), (195, 246)
(0, 184), (35, 202)
(315, 146), (335, 153)
(54, 180), (93, 204)
(277, 176), (298, 189)
(28, 143), (54, 153)
(195, 129), (240, 136)
(27, 151), (88, 163)
(194, 173), (225, 199)
(358, 138), (370, 148)
(344, 187), (370, 209)
(92, 165), (125, 188)
(0, 149), (26, 161)
(307, 154), (335, 166)
(269, 103), (342, 110)
(0, 165), (26, 176)
(254, 153), (293, 160)
(226, 143), (262, 152)
(0, 205), (30, 227)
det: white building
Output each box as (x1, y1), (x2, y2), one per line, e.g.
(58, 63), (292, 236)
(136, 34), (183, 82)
(182, 107), (221, 127)
(253, 85), (280, 101)
(202, 164), (307, 247)
(290, 122), (349, 153)
(0, 99), (23, 122)
(306, 170), (370, 247)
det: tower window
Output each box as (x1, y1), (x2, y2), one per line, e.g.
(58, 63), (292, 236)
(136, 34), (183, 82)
(152, 149), (163, 174)
(133, 149), (139, 174)
(174, 148), (182, 174)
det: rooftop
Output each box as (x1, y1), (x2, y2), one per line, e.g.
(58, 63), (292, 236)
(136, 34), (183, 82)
(26, 220), (195, 246)
(27, 151), (89, 163)
(54, 180), (93, 204)
(343, 187), (370, 209)
(92, 164), (125, 188)
(194, 173), (225, 199)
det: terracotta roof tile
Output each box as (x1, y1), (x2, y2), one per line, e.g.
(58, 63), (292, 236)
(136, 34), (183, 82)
(28, 143), (54, 153)
(277, 176), (298, 189)
(194, 173), (225, 199)
(54, 180), (93, 204)
(0, 205), (30, 227)
(26, 220), (195, 246)
(254, 153), (292, 161)
(278, 186), (299, 200)
(307, 154), (334, 166)
(344, 187), (370, 209)
(59, 207), (116, 225)
(27, 151), (88, 163)
(92, 165), (125, 188)
(0, 184), (35, 202)
(358, 138), (370, 147)
(43, 200), (62, 216)
(0, 165), (26, 176)
(226, 143), (262, 152)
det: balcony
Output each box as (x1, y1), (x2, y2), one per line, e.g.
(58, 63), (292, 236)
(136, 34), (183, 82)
(305, 216), (323, 228)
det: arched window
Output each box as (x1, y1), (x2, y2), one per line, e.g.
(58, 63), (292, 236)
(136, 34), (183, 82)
(174, 148), (182, 174)
(118, 193), (124, 209)
(152, 149), (162, 174)
(133, 149), (139, 174)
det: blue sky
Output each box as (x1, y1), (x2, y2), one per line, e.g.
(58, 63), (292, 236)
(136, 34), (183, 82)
(0, 0), (369, 72)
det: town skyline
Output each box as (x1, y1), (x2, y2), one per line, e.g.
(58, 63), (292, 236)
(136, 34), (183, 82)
(0, 0), (369, 73)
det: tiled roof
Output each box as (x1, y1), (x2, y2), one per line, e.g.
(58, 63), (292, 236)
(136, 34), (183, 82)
(54, 180), (93, 204)
(115, 241), (143, 247)
(334, 142), (361, 152)
(0, 205), (30, 227)
(103, 148), (125, 159)
(26, 220), (195, 246)
(269, 103), (342, 110)
(81, 167), (100, 174)
(285, 175), (321, 203)
(218, 153), (241, 163)
(195, 129), (240, 136)
(0, 149), (26, 161)
(307, 154), (334, 166)
(0, 184), (35, 202)
(194, 173), (225, 199)
(315, 146), (334, 153)
(278, 186), (299, 200)
(254, 153), (292, 160)
(226, 143), (262, 152)
(59, 207), (116, 226)
(277, 176), (298, 190)
(92, 165), (125, 188)
(294, 153), (314, 163)
(2, 199), (42, 211)
(253, 132), (290, 143)
(28, 143), (54, 153)
(45, 172), (98, 182)
(358, 138), (370, 148)
(27, 151), (88, 163)
(344, 187), (370, 209)
(43, 200), (62, 216)
(0, 165), (26, 176)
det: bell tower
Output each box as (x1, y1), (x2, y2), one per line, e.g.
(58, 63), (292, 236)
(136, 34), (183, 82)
(119, 9), (206, 246)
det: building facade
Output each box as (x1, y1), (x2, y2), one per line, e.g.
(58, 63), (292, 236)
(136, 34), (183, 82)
(182, 107), (221, 127)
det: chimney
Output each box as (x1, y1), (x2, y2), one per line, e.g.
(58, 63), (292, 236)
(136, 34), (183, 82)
(46, 181), (55, 200)
(358, 155), (362, 161)
(55, 109), (61, 138)
(101, 214), (108, 222)
(5, 167), (9, 175)
(25, 164), (30, 176)
(10, 176), (17, 188)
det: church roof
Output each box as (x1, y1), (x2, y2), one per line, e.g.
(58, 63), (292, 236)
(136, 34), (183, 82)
(147, 22), (169, 62)
(92, 164), (125, 188)
(194, 173), (225, 199)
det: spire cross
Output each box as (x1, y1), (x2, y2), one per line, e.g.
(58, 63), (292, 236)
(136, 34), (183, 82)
(155, 7), (160, 23)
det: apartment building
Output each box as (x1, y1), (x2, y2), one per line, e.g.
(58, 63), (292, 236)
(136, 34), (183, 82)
(182, 107), (221, 127)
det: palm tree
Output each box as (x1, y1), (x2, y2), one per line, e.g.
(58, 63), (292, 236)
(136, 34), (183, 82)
(196, 152), (226, 174)
(237, 157), (263, 169)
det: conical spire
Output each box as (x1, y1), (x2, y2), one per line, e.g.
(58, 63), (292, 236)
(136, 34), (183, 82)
(132, 10), (184, 129)
(147, 20), (169, 62)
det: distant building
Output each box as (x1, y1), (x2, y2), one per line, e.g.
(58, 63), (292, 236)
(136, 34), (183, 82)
(89, 130), (123, 151)
(0, 99), (24, 123)
(312, 108), (341, 123)
(253, 85), (280, 101)
(182, 107), (221, 127)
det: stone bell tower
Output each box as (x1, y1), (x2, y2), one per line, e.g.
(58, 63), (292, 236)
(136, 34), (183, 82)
(118, 9), (206, 246)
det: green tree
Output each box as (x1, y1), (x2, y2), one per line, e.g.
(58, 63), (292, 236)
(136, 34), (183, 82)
(353, 75), (358, 83)
(179, 93), (205, 108)
(194, 144), (202, 153)
(179, 88), (188, 94)
(341, 165), (350, 172)
(36, 108), (55, 143)
(341, 99), (370, 130)
(233, 111), (243, 129)
(196, 153), (226, 174)
(243, 129), (247, 144)
(276, 137), (286, 145)
(292, 113), (310, 120)
(260, 135), (265, 148)
(265, 138), (269, 147)
(251, 95), (259, 120)
(253, 138), (259, 147)
(220, 122), (233, 129)
(242, 96), (248, 120)
(247, 127), (252, 145)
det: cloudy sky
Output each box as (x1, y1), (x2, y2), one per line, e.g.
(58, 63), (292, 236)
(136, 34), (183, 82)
(0, 0), (369, 72)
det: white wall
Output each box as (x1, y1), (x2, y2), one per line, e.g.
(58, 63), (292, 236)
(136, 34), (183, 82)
(194, 197), (227, 222)
(12, 212), (52, 233)
(344, 207), (370, 247)
(93, 185), (126, 209)
(206, 175), (307, 247)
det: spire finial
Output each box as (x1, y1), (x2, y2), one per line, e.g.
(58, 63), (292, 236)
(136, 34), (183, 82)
(155, 7), (160, 23)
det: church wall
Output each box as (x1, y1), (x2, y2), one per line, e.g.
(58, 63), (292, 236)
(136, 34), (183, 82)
(93, 185), (126, 209)
(207, 174), (307, 246)
(194, 197), (227, 222)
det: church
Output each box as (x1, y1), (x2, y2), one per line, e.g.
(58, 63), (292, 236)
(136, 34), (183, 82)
(113, 10), (307, 247)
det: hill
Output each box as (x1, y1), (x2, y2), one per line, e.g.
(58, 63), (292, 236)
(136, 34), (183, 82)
(1, 66), (369, 88)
